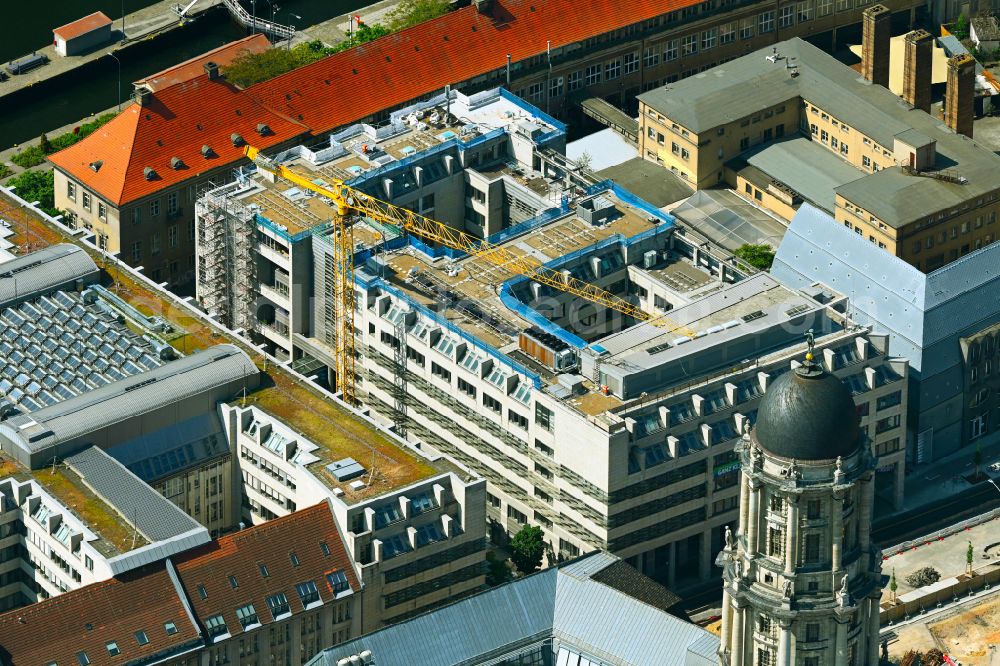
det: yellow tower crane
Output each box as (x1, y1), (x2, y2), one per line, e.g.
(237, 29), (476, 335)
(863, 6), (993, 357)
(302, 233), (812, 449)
(244, 146), (692, 403)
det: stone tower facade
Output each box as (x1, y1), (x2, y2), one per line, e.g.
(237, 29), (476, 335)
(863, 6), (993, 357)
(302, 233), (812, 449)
(717, 351), (883, 666)
(861, 5), (891, 88)
(944, 54), (976, 139)
(902, 29), (933, 113)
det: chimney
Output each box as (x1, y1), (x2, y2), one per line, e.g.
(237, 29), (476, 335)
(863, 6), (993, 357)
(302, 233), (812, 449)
(944, 54), (976, 138)
(204, 61), (220, 80)
(134, 86), (152, 106)
(473, 0), (493, 14)
(861, 4), (891, 87)
(902, 29), (933, 112)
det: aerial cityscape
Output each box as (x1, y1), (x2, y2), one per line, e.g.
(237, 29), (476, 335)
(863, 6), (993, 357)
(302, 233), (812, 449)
(1, 0), (999, 663)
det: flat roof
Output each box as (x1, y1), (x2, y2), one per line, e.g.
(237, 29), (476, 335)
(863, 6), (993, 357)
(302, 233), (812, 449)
(567, 128), (638, 172)
(671, 189), (787, 252)
(738, 136), (863, 214)
(596, 157), (694, 207)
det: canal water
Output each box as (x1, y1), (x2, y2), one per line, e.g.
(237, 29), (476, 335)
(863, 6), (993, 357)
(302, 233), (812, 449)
(1, 1), (364, 149)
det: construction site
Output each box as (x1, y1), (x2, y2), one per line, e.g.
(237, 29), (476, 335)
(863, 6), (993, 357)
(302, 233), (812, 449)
(192, 87), (909, 588)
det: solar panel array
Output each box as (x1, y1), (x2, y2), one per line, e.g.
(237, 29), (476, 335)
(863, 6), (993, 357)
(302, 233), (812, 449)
(0, 290), (165, 413)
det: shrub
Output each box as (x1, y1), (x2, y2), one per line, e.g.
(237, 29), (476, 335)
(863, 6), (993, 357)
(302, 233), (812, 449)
(905, 566), (941, 588)
(0, 163), (11, 179)
(734, 243), (776, 270)
(385, 0), (451, 31)
(6, 169), (57, 217)
(11, 145), (45, 168)
(953, 13), (969, 40)
(11, 113), (115, 167)
(510, 525), (545, 574)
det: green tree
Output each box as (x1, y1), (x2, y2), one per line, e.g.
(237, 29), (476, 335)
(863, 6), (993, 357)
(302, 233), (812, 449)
(224, 47), (303, 88)
(889, 568), (898, 601)
(6, 170), (57, 216)
(486, 551), (513, 586)
(967, 540), (975, 574)
(734, 243), (776, 271)
(385, 0), (451, 31)
(38, 132), (52, 154)
(954, 13), (969, 40)
(510, 524), (545, 574)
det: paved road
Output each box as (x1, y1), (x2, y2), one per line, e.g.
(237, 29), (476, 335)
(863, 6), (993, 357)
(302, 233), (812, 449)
(678, 479), (1000, 617)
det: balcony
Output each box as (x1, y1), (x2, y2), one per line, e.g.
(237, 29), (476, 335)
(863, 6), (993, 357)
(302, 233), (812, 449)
(259, 282), (290, 305)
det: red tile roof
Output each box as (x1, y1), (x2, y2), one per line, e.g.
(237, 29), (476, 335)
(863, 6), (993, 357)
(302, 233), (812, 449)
(50, 0), (687, 206)
(0, 564), (201, 665)
(48, 75), (310, 206)
(173, 502), (359, 638)
(54, 12), (113, 41)
(136, 35), (272, 93)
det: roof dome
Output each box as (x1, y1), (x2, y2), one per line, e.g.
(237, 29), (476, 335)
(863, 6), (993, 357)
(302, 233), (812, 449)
(752, 357), (861, 461)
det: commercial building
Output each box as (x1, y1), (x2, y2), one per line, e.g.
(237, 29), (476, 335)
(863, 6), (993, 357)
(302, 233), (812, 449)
(772, 203), (1000, 462)
(309, 551), (719, 666)
(49, 0), (924, 286)
(636, 35), (1000, 272)
(195, 89), (908, 590)
(0, 502), (365, 666)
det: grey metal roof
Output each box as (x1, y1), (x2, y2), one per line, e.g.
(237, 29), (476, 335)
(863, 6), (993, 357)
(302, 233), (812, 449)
(638, 38), (1000, 227)
(309, 552), (718, 666)
(0, 244), (99, 307)
(106, 412), (227, 483)
(771, 204), (1000, 378)
(739, 137), (863, 214)
(671, 189), (786, 252)
(0, 344), (258, 463)
(64, 445), (203, 542)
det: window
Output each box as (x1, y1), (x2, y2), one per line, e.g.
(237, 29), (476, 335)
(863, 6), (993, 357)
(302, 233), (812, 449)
(535, 403), (554, 431)
(135, 630), (149, 646)
(431, 362), (452, 382)
(568, 70), (582, 91)
(326, 570), (350, 594)
(740, 18), (754, 39)
(290, 552), (300, 566)
(168, 225), (178, 248)
(509, 410), (528, 430)
(457, 377), (476, 398)
(67, 181), (76, 202)
(820, 130), (828, 143)
(877, 390), (902, 411)
(197, 584), (208, 600)
(106, 643), (120, 657)
(972, 414), (987, 439)
(507, 506), (528, 524)
(82, 192), (92, 212)
(150, 199), (160, 217)
(767, 526), (784, 556)
(806, 623), (820, 641)
(165, 622), (178, 635)
(76, 653), (90, 666)
(817, 0), (833, 13)
(779, 4), (794, 27)
(720, 22), (736, 44)
(759, 11), (774, 33)
(167, 191), (178, 215)
(644, 47), (660, 67)
(605, 58), (622, 79)
(836, 0), (851, 10)
(131, 240), (142, 263)
(841, 143), (849, 156)
(228, 575), (238, 589)
(585, 64), (601, 85)
(205, 614), (228, 638)
(483, 393), (502, 414)
(549, 76), (563, 98)
(875, 414), (901, 434)
(862, 155), (871, 168)
(296, 580), (320, 606)
(664, 39), (678, 61)
(681, 34), (698, 56)
(701, 28), (716, 50)
(805, 533), (820, 562)
(151, 233), (160, 256)
(797, 0), (813, 20)
(266, 592), (290, 618)
(807, 499), (821, 519)
(624, 52), (639, 74)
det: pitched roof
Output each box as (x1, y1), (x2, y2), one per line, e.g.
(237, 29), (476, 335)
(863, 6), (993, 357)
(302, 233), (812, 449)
(135, 35), (272, 92)
(173, 502), (359, 638)
(0, 563), (201, 666)
(47, 76), (310, 206)
(53, 11), (113, 40)
(247, 0), (680, 134)
(49, 0), (689, 206)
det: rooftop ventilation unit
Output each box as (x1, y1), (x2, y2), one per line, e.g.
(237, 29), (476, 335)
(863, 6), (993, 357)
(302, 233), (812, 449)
(231, 133), (245, 147)
(170, 156), (184, 170)
(88, 160), (103, 172)
(201, 145), (214, 158)
(256, 123), (272, 136)
(327, 457), (366, 481)
(143, 167), (157, 181)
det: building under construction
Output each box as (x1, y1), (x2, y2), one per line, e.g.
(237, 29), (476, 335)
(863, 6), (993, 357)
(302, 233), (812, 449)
(194, 88), (909, 589)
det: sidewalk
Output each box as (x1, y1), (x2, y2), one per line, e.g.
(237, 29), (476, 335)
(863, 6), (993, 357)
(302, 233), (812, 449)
(1, 104), (119, 180)
(895, 431), (1000, 515)
(294, 0), (405, 47)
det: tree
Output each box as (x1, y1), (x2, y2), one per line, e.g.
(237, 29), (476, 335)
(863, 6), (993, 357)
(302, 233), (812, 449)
(486, 551), (513, 586)
(38, 132), (52, 154)
(223, 47), (302, 88)
(385, 0), (451, 31)
(6, 169), (57, 217)
(954, 13), (970, 40)
(734, 243), (776, 271)
(889, 568), (898, 602)
(510, 524), (545, 574)
(967, 540), (975, 574)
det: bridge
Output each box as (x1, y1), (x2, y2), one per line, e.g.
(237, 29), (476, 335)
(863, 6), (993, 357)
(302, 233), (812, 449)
(176, 0), (295, 40)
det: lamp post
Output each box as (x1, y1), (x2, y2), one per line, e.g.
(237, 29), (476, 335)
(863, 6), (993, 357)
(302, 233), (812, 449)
(251, 0), (256, 34)
(107, 52), (122, 112)
(121, 0), (126, 42)
(989, 478), (1000, 495)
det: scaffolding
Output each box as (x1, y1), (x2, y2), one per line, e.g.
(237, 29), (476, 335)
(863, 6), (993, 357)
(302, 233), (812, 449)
(195, 181), (258, 334)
